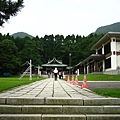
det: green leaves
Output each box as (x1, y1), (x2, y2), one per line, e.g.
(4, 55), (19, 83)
(0, 39), (18, 74)
(0, 0), (24, 26)
(0, 32), (104, 75)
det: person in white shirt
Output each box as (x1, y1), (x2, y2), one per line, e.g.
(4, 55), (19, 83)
(53, 68), (58, 80)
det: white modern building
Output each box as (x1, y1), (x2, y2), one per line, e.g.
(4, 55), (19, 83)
(80, 32), (120, 74)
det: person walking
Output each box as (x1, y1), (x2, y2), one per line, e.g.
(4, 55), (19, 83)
(53, 68), (58, 80)
(59, 71), (62, 79)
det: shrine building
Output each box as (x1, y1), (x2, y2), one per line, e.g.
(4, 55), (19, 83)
(41, 58), (67, 73)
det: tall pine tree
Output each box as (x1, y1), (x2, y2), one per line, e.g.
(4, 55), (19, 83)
(0, 0), (24, 26)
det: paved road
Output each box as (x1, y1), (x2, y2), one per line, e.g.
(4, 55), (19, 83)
(0, 78), (104, 98)
(79, 81), (120, 90)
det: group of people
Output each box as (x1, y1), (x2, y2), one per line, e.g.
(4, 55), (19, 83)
(48, 68), (63, 80)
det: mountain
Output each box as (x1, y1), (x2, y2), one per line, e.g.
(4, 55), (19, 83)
(95, 22), (120, 34)
(12, 32), (34, 39)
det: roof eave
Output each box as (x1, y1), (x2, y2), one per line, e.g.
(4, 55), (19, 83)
(80, 54), (105, 65)
(91, 32), (120, 50)
(41, 64), (67, 67)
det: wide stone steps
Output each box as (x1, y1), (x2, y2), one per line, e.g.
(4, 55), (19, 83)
(0, 114), (120, 120)
(0, 105), (120, 114)
(0, 97), (120, 120)
(1, 97), (120, 105)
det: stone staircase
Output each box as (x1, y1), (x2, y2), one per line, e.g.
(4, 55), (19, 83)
(0, 97), (120, 120)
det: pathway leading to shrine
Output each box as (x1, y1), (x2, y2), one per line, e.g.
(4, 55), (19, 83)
(0, 78), (120, 120)
(0, 78), (103, 98)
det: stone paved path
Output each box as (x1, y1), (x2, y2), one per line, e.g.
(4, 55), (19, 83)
(0, 78), (104, 98)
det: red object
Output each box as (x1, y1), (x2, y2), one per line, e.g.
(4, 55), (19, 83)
(66, 75), (70, 82)
(71, 76), (74, 84)
(82, 75), (88, 88)
(73, 75), (79, 85)
(66, 76), (68, 81)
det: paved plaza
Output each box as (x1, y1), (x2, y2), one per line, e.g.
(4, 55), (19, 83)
(0, 78), (103, 98)
(0, 78), (120, 120)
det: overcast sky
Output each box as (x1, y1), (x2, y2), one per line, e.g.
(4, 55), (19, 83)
(1, 0), (120, 37)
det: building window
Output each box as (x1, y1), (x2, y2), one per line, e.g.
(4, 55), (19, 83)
(98, 48), (102, 54)
(105, 58), (111, 69)
(104, 42), (111, 55)
(113, 51), (116, 55)
(113, 39), (116, 42)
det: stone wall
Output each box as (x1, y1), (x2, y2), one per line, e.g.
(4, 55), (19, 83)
(104, 69), (120, 75)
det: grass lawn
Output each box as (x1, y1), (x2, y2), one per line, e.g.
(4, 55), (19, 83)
(0, 76), (45, 92)
(77, 74), (120, 81)
(94, 89), (120, 98)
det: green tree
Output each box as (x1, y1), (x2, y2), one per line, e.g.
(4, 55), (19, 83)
(40, 35), (55, 63)
(54, 34), (64, 60)
(0, 0), (24, 26)
(17, 37), (41, 66)
(0, 32), (104, 75)
(0, 39), (19, 75)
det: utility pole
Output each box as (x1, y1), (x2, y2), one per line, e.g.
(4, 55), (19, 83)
(69, 53), (71, 76)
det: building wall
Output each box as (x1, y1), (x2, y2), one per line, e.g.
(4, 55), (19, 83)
(117, 56), (120, 68)
(82, 33), (120, 74)
(116, 39), (120, 51)
(104, 69), (120, 74)
(116, 39), (120, 68)
(110, 37), (117, 70)
(103, 37), (120, 74)
(96, 37), (120, 72)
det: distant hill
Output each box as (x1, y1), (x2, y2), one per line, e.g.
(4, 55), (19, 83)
(12, 32), (34, 39)
(95, 22), (120, 34)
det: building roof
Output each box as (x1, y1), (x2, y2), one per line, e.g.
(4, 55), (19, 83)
(47, 57), (62, 64)
(41, 58), (67, 67)
(91, 32), (120, 50)
(80, 54), (105, 65)
(41, 64), (67, 67)
(74, 62), (81, 67)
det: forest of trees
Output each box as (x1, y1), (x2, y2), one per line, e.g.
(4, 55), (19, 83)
(0, 0), (104, 76)
(0, 33), (104, 76)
